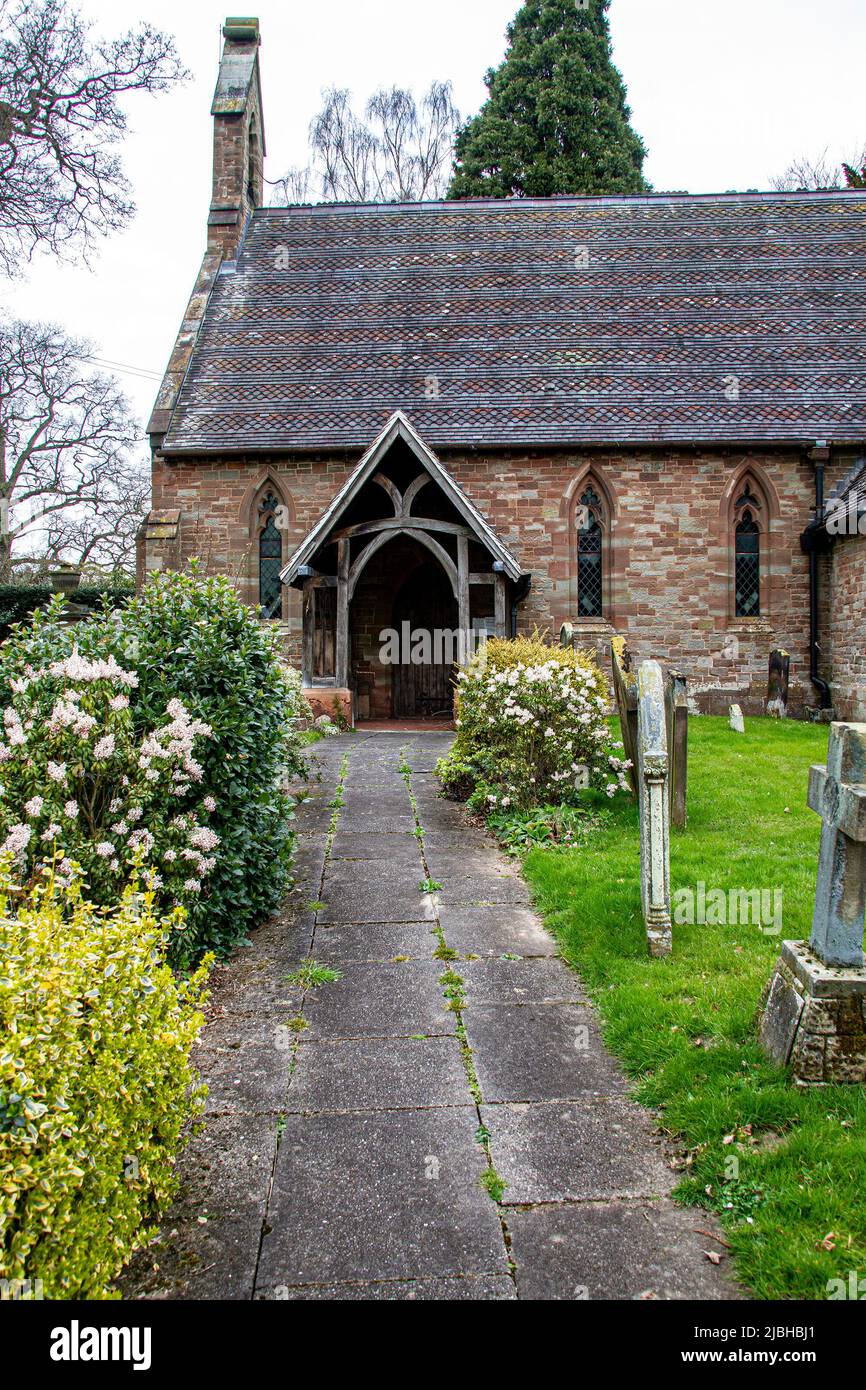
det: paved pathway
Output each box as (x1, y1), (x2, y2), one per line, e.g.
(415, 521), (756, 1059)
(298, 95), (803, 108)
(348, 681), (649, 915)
(123, 732), (741, 1301)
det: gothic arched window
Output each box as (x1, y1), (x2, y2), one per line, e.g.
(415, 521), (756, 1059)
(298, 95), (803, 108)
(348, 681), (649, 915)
(577, 485), (604, 618)
(735, 513), (760, 616)
(258, 492), (283, 619)
(732, 480), (763, 618)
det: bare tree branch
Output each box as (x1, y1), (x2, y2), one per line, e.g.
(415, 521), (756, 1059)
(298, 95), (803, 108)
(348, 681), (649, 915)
(270, 82), (460, 206)
(769, 146), (866, 192)
(0, 0), (187, 275)
(0, 316), (148, 576)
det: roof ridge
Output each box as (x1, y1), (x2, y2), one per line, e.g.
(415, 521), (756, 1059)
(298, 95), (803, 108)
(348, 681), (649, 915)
(257, 189), (866, 215)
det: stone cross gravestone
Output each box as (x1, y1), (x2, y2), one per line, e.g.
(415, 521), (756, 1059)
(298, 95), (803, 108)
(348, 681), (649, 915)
(637, 660), (673, 957)
(808, 722), (866, 967)
(759, 722), (866, 1084)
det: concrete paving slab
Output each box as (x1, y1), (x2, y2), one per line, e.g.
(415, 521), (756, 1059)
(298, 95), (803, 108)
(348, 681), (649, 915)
(256, 1274), (517, 1300)
(287, 1036), (470, 1112)
(313, 921), (440, 963)
(507, 1200), (742, 1301)
(303, 959), (456, 1038)
(466, 1003), (628, 1101)
(317, 878), (436, 923)
(435, 874), (535, 906)
(481, 1098), (672, 1204)
(437, 904), (559, 958)
(257, 1107), (508, 1287)
(460, 957), (587, 1004)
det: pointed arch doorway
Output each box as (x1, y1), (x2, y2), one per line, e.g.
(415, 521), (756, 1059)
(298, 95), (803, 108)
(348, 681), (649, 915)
(280, 413), (529, 724)
(391, 557), (458, 719)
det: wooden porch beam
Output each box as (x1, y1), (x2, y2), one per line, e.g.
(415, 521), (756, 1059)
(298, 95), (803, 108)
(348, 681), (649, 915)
(334, 515), (471, 542)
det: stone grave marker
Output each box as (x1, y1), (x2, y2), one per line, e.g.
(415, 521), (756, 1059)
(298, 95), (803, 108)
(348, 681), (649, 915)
(760, 722), (866, 1084)
(665, 671), (689, 830)
(637, 660), (673, 957)
(766, 650), (790, 719)
(610, 636), (639, 797)
(729, 704), (745, 734)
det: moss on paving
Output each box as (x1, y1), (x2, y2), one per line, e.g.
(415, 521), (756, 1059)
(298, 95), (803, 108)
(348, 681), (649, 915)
(522, 716), (866, 1299)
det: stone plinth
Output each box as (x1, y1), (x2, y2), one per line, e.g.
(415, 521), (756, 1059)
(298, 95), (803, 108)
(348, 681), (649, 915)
(760, 941), (866, 1085)
(302, 688), (354, 728)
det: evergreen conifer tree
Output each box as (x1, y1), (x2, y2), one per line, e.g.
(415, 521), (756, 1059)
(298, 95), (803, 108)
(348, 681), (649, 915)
(448, 0), (648, 199)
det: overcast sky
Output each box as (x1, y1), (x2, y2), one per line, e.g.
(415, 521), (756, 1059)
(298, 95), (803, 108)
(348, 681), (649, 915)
(2, 0), (865, 436)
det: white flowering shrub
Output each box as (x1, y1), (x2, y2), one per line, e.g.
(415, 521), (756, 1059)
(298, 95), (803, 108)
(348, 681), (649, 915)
(437, 635), (631, 812)
(0, 649), (218, 932)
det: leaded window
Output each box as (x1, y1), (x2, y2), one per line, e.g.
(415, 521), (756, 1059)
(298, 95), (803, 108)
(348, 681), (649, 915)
(735, 511), (760, 617)
(259, 493), (283, 619)
(577, 486), (603, 618)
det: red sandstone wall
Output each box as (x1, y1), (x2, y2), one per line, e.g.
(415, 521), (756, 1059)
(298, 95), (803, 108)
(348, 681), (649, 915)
(827, 532), (866, 720)
(150, 445), (823, 717)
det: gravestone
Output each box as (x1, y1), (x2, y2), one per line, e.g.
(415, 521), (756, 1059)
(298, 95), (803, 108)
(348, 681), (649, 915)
(767, 650), (790, 719)
(759, 722), (866, 1084)
(729, 704), (745, 734)
(665, 671), (689, 830)
(612, 638), (688, 827)
(610, 636), (639, 797)
(637, 660), (673, 957)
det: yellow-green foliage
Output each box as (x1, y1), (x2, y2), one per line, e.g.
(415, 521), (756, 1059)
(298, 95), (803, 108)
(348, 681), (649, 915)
(440, 631), (627, 811)
(0, 862), (209, 1299)
(463, 631), (604, 684)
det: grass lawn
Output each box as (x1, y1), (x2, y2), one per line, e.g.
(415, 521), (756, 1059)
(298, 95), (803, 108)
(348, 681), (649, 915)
(521, 715), (866, 1300)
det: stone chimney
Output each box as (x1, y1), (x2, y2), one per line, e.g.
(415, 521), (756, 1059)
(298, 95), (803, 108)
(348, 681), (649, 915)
(208, 17), (266, 258)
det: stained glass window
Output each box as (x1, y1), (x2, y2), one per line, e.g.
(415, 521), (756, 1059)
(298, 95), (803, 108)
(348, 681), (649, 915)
(735, 511), (760, 617)
(577, 487), (603, 618)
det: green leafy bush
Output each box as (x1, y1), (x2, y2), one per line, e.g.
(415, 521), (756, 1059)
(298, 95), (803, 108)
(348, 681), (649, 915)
(0, 861), (209, 1299)
(0, 647), (218, 926)
(116, 571), (306, 966)
(437, 634), (631, 811)
(0, 575), (307, 967)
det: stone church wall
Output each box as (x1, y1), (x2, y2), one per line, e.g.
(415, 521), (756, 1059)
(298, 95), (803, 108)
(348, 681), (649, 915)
(149, 442), (825, 717)
(827, 531), (866, 720)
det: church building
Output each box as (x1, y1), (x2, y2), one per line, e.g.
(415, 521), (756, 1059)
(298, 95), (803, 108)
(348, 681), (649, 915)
(141, 18), (866, 724)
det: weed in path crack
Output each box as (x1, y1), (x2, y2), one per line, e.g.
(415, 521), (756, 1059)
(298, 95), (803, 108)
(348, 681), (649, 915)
(480, 1168), (508, 1203)
(284, 959), (342, 989)
(402, 745), (508, 1213)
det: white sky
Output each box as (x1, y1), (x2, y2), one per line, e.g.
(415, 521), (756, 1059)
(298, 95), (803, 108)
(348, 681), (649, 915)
(2, 0), (865, 437)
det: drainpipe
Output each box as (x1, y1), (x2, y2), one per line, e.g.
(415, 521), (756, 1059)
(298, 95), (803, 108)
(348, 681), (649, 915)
(510, 574), (532, 639)
(801, 446), (832, 710)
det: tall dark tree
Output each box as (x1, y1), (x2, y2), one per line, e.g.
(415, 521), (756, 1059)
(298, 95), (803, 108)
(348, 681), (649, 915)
(448, 0), (647, 199)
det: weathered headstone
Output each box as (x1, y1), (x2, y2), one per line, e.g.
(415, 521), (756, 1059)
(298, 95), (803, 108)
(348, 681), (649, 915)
(729, 704), (745, 734)
(759, 722), (866, 1084)
(637, 660), (673, 957)
(766, 650), (790, 719)
(665, 671), (689, 830)
(610, 636), (639, 797)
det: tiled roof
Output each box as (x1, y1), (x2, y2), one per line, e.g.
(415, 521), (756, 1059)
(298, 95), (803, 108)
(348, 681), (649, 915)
(827, 455), (866, 512)
(159, 192), (866, 454)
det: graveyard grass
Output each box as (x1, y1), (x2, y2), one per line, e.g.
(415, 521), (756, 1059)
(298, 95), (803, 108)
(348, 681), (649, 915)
(522, 716), (866, 1301)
